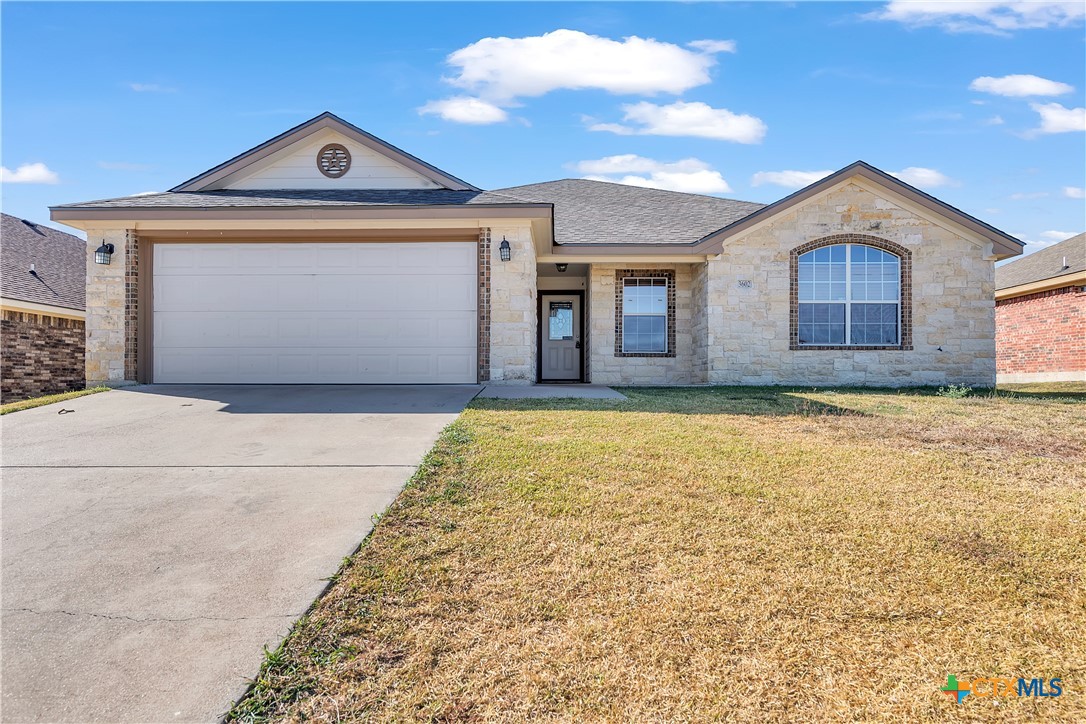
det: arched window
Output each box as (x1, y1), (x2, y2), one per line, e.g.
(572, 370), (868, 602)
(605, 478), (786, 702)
(796, 243), (902, 346)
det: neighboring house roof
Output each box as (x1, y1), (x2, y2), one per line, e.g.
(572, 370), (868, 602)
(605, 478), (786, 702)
(170, 112), (479, 192)
(996, 232), (1085, 291)
(487, 179), (766, 245)
(0, 213), (86, 312)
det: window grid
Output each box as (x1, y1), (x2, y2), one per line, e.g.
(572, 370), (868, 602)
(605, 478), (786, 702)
(614, 270), (676, 358)
(796, 243), (903, 347)
(622, 278), (668, 353)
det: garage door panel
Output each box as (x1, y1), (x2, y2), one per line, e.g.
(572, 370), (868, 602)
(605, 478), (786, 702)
(153, 242), (477, 383)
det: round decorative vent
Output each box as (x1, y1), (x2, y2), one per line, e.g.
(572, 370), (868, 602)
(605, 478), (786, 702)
(317, 143), (351, 178)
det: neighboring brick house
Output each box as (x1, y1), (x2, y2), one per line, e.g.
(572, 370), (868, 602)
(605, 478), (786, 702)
(995, 233), (1085, 384)
(50, 112), (1023, 389)
(1, 213), (87, 400)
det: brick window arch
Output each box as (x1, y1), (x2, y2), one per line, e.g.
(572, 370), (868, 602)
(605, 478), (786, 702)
(789, 234), (912, 350)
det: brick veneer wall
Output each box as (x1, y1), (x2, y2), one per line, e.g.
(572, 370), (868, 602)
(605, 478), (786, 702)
(125, 231), (139, 380)
(477, 228), (491, 382)
(996, 285), (1086, 381)
(1, 310), (86, 401)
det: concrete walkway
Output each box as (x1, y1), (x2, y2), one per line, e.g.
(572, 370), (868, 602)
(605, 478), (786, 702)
(477, 384), (626, 399)
(1, 384), (479, 723)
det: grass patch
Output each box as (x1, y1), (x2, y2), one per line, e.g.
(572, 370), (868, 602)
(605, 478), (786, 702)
(998, 381), (1086, 397)
(0, 387), (109, 415)
(230, 387), (1086, 722)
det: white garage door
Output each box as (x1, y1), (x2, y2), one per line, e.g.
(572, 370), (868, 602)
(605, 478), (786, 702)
(153, 242), (477, 383)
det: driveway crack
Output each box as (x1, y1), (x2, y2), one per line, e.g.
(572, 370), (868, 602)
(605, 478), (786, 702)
(2, 607), (298, 624)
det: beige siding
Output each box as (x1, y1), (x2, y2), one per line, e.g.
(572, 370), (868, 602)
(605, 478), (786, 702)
(216, 129), (442, 190)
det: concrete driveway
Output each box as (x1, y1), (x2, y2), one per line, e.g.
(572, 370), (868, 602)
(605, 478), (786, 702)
(1, 384), (479, 723)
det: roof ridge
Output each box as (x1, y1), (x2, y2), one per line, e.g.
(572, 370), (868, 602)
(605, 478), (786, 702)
(491, 177), (766, 207)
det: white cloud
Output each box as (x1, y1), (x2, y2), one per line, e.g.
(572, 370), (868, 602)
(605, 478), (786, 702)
(418, 96), (508, 124)
(750, 170), (835, 188)
(1, 162), (59, 184)
(970, 74), (1074, 97)
(983, 115), (1005, 126)
(889, 167), (959, 188)
(687, 39), (737, 53)
(1028, 102), (1086, 134)
(1019, 229), (1080, 250)
(1009, 191), (1049, 200)
(1041, 230), (1078, 241)
(869, 1), (1085, 35)
(1064, 186), (1085, 199)
(577, 155), (732, 194)
(588, 101), (767, 143)
(129, 82), (175, 93)
(442, 29), (728, 101)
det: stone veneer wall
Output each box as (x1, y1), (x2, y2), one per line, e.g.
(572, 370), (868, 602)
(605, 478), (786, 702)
(487, 224), (537, 384)
(85, 229), (130, 385)
(691, 262), (709, 382)
(588, 263), (699, 385)
(705, 182), (997, 387)
(1, 310), (86, 401)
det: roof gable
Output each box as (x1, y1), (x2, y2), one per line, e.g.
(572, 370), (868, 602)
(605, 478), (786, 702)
(171, 112), (478, 192)
(699, 161), (1024, 259)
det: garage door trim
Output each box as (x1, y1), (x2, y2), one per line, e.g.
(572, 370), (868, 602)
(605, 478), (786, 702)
(138, 237), (481, 384)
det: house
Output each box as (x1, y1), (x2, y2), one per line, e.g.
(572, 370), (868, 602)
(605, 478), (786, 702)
(1, 213), (87, 400)
(995, 233), (1085, 384)
(50, 112), (1023, 389)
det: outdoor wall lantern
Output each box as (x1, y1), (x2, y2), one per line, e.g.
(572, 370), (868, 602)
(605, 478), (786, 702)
(555, 263), (568, 273)
(94, 242), (115, 265)
(498, 236), (511, 262)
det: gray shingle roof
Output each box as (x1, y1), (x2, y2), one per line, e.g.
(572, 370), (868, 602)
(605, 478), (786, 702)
(490, 179), (766, 245)
(51, 188), (525, 209)
(51, 181), (767, 246)
(1, 213), (86, 311)
(996, 233), (1085, 290)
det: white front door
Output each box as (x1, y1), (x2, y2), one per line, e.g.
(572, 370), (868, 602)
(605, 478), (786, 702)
(540, 294), (581, 381)
(153, 241), (477, 384)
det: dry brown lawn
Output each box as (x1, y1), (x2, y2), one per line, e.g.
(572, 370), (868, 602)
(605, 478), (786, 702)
(230, 387), (1086, 722)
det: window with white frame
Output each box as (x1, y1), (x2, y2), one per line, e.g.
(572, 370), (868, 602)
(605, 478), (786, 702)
(622, 277), (668, 353)
(797, 244), (901, 346)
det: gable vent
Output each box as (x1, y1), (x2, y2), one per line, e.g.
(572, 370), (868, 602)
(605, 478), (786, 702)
(317, 143), (351, 178)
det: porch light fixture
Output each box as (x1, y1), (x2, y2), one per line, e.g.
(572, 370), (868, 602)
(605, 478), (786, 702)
(498, 236), (511, 262)
(555, 263), (568, 273)
(94, 242), (115, 265)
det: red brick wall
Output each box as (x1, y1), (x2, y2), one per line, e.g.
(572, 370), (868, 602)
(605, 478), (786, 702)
(995, 285), (1086, 376)
(1, 310), (86, 401)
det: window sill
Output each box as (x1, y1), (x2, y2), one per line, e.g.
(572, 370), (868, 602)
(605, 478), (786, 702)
(791, 344), (912, 351)
(616, 351), (676, 358)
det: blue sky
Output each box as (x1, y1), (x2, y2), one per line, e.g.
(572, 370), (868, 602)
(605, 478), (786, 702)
(2, 1), (1083, 254)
